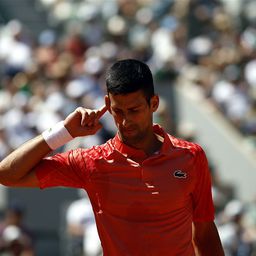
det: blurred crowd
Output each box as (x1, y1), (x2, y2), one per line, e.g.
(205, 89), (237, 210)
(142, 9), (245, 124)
(0, 0), (255, 255)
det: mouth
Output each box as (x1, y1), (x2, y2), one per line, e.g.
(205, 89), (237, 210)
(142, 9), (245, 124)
(121, 126), (137, 135)
(123, 128), (135, 134)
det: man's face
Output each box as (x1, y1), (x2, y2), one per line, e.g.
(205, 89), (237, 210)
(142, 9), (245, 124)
(105, 90), (159, 146)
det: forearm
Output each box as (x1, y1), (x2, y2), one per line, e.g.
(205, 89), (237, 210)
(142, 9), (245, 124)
(0, 135), (51, 185)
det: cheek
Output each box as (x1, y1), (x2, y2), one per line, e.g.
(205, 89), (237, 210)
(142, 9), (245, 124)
(133, 113), (151, 128)
(112, 113), (121, 122)
(112, 113), (123, 127)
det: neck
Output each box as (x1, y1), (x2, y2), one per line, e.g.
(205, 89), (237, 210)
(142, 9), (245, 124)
(119, 130), (163, 156)
(143, 133), (163, 156)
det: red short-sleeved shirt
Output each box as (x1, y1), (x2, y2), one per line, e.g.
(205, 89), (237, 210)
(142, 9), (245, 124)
(36, 124), (214, 256)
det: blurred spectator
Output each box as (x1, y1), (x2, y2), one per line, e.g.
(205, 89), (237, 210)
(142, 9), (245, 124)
(218, 200), (254, 256)
(66, 190), (102, 256)
(153, 96), (173, 133)
(0, 203), (34, 256)
(0, 20), (32, 78)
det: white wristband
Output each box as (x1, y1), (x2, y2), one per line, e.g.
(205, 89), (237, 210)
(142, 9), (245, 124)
(42, 121), (73, 150)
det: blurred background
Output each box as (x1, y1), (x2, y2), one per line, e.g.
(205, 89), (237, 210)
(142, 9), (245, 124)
(0, 0), (256, 255)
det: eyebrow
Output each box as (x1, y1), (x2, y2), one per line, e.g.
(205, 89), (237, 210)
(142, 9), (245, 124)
(112, 104), (142, 111)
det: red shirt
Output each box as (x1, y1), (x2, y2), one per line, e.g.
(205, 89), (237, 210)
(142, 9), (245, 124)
(36, 125), (214, 256)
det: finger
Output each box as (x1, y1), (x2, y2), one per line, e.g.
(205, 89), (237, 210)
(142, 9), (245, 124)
(89, 110), (103, 127)
(76, 108), (89, 127)
(76, 106), (107, 127)
(87, 108), (104, 128)
(96, 105), (108, 119)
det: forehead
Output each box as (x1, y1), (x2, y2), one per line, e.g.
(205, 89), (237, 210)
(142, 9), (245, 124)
(108, 90), (147, 108)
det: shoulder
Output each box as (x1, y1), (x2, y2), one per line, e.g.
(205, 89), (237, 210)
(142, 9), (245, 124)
(72, 138), (115, 160)
(165, 134), (208, 166)
(168, 134), (205, 156)
(61, 139), (115, 172)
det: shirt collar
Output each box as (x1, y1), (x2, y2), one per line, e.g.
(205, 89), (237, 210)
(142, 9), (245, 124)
(112, 124), (173, 158)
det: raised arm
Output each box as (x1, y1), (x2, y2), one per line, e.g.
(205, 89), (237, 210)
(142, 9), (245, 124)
(0, 106), (107, 187)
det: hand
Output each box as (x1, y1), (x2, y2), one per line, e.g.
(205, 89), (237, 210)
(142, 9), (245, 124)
(64, 106), (107, 138)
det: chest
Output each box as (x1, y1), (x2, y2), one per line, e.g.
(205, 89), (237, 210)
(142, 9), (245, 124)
(87, 151), (197, 219)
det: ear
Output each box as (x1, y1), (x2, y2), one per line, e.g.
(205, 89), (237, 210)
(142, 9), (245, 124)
(105, 95), (111, 114)
(150, 95), (159, 112)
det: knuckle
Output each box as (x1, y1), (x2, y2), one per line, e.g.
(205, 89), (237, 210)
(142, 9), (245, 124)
(75, 107), (83, 112)
(89, 111), (96, 118)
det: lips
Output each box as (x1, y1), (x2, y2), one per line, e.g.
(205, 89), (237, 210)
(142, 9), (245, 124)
(123, 128), (135, 133)
(122, 126), (136, 134)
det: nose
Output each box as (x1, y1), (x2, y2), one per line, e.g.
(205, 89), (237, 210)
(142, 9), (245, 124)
(122, 118), (128, 127)
(121, 113), (132, 127)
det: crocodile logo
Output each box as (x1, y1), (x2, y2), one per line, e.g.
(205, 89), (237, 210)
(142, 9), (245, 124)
(173, 170), (187, 179)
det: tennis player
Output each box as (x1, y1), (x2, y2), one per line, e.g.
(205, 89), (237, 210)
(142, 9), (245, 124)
(0, 59), (224, 255)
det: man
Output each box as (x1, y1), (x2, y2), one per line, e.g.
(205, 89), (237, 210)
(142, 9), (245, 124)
(0, 59), (224, 255)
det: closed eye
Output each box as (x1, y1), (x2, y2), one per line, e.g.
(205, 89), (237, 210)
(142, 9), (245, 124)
(112, 108), (122, 114)
(112, 107), (141, 114)
(112, 106), (142, 115)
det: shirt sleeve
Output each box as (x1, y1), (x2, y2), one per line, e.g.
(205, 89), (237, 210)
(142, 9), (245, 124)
(192, 146), (215, 222)
(35, 148), (92, 189)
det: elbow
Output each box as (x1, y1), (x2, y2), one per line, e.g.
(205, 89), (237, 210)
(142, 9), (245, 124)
(0, 176), (12, 187)
(0, 181), (14, 187)
(0, 164), (18, 187)
(0, 175), (19, 187)
(0, 172), (13, 187)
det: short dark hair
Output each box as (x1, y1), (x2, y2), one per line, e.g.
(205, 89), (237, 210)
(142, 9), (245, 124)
(106, 59), (155, 102)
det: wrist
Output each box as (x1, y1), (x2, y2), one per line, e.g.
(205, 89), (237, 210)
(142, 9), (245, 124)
(42, 121), (73, 150)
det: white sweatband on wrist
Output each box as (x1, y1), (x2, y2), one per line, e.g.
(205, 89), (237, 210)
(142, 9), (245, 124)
(42, 121), (73, 150)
